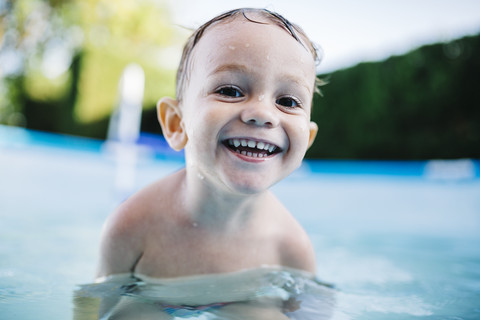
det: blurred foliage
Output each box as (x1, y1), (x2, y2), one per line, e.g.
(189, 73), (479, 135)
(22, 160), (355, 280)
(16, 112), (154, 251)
(0, 0), (185, 137)
(308, 34), (480, 160)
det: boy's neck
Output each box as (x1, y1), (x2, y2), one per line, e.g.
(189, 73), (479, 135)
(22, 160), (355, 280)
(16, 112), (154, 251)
(179, 168), (271, 232)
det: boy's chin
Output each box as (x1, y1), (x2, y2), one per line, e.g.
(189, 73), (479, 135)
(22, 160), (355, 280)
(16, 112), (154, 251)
(220, 173), (280, 196)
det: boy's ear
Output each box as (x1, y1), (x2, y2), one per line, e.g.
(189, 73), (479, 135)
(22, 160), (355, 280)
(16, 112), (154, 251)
(307, 121), (318, 149)
(157, 97), (188, 151)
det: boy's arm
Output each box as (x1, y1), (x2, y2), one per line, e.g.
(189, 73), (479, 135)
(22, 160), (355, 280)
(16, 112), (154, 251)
(92, 205), (145, 318)
(96, 205), (144, 279)
(278, 226), (317, 315)
(280, 225), (317, 274)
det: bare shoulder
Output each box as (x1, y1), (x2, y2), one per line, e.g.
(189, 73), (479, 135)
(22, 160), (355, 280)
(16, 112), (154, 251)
(96, 170), (184, 279)
(276, 208), (316, 274)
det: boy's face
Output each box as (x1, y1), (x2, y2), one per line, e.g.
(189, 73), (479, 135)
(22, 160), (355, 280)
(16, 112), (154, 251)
(179, 17), (317, 194)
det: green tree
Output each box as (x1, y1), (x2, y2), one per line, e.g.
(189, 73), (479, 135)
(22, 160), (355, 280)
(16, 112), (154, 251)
(0, 0), (186, 137)
(308, 35), (480, 159)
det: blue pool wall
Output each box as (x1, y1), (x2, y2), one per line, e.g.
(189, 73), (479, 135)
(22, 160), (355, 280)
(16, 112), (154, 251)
(1, 125), (479, 179)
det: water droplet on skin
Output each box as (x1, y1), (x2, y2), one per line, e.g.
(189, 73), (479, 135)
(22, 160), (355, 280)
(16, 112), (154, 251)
(197, 173), (205, 180)
(192, 222), (198, 228)
(229, 45), (236, 50)
(245, 43), (250, 48)
(258, 94), (265, 102)
(266, 55), (270, 61)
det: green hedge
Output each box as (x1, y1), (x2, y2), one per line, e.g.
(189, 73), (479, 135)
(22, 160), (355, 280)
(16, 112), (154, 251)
(307, 34), (480, 159)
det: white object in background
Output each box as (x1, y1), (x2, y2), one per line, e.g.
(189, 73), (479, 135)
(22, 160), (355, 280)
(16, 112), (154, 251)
(108, 63), (145, 143)
(106, 63), (145, 202)
(424, 159), (476, 181)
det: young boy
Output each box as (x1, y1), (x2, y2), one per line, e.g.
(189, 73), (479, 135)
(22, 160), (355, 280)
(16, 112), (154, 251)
(96, 7), (320, 318)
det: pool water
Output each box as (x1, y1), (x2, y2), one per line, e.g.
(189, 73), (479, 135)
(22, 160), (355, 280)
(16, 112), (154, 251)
(1, 125), (479, 319)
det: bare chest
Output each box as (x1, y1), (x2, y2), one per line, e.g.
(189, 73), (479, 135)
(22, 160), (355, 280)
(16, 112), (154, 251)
(134, 226), (281, 278)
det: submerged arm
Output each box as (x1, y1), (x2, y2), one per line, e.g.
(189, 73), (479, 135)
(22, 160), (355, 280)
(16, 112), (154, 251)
(94, 204), (145, 318)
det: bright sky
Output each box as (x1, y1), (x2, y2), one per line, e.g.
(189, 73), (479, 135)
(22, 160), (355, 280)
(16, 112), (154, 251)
(167, 0), (480, 73)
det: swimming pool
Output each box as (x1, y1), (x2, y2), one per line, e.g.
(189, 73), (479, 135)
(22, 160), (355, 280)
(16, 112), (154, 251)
(1, 125), (479, 319)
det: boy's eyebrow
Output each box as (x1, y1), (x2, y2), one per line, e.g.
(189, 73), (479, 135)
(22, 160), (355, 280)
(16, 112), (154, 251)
(208, 63), (250, 76)
(283, 74), (313, 94)
(209, 63), (312, 94)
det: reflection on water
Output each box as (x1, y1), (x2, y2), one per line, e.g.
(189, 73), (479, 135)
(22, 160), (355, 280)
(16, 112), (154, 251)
(74, 267), (336, 320)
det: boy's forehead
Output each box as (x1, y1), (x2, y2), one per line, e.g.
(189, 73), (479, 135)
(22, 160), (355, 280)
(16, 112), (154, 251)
(191, 17), (316, 77)
(199, 16), (308, 52)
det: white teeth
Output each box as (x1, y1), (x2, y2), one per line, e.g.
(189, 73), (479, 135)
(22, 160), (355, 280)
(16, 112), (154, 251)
(247, 152), (252, 157)
(241, 151), (247, 155)
(227, 138), (278, 154)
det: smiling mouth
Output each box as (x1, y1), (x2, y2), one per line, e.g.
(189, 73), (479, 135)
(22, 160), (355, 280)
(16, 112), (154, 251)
(223, 138), (281, 158)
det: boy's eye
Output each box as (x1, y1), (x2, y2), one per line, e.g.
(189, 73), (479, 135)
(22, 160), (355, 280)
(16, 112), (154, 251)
(276, 96), (300, 108)
(215, 86), (244, 98)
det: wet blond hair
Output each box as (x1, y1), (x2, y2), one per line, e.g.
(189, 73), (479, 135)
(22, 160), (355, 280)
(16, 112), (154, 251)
(175, 8), (323, 103)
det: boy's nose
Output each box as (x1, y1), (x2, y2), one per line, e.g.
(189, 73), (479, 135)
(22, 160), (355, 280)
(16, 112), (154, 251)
(240, 100), (279, 128)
